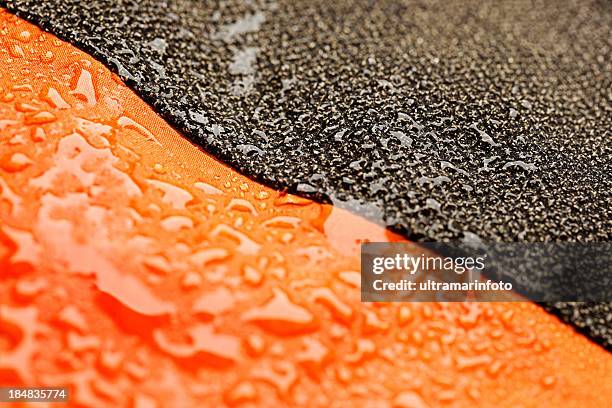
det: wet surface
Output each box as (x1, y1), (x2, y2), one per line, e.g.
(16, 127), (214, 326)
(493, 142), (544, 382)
(1, 11), (611, 407)
(2, 0), (611, 349)
(1, 0), (609, 243)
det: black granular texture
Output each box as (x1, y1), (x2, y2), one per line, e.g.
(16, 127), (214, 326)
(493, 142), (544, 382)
(2, 0), (611, 348)
(543, 303), (612, 350)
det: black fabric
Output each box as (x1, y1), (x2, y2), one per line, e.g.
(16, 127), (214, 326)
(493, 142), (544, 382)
(544, 303), (612, 349)
(3, 0), (610, 348)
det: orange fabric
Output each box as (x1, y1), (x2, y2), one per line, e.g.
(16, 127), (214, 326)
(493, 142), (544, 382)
(0, 10), (610, 407)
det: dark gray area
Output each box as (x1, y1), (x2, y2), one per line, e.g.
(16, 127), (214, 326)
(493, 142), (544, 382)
(2, 0), (610, 348)
(544, 303), (612, 349)
(361, 242), (612, 303)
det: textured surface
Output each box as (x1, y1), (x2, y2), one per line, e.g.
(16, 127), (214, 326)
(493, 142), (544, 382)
(1, 0), (611, 349)
(545, 303), (612, 349)
(2, 0), (610, 243)
(3, 12), (612, 406)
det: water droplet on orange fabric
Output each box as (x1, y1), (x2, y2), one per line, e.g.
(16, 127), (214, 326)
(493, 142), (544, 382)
(24, 111), (56, 124)
(193, 287), (236, 317)
(45, 87), (70, 109)
(242, 288), (315, 334)
(70, 69), (97, 105)
(154, 324), (241, 367)
(2, 152), (32, 172)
